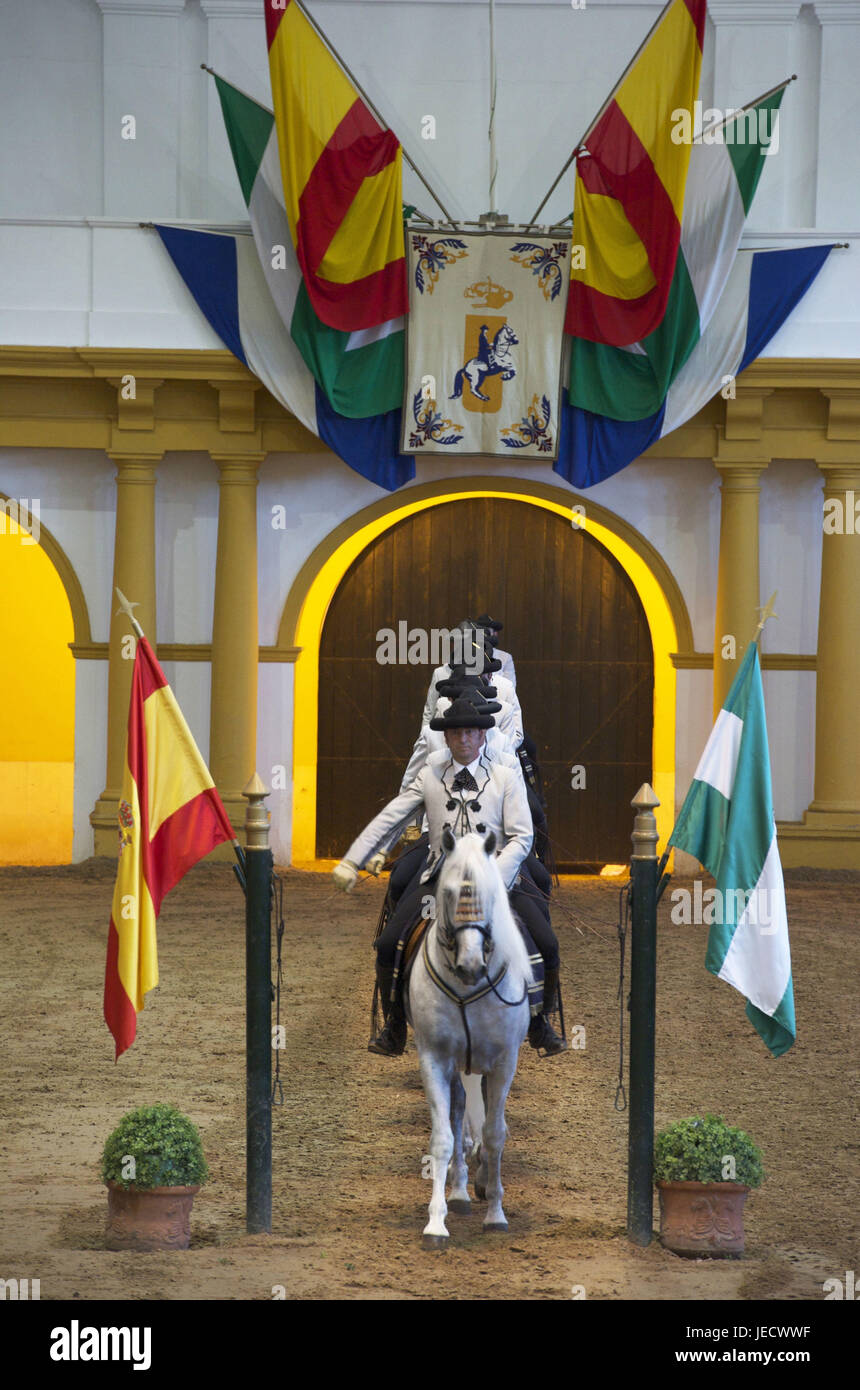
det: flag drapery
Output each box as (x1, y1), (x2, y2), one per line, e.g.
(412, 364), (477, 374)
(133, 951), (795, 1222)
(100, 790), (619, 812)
(566, 0), (707, 346)
(569, 88), (786, 421)
(104, 637), (235, 1059)
(264, 0), (408, 332)
(669, 643), (796, 1057)
(213, 73), (404, 421)
(157, 223), (832, 493)
(156, 223), (413, 492)
(554, 242), (834, 489)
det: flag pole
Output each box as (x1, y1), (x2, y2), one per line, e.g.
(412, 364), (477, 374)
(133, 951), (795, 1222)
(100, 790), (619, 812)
(488, 0), (499, 215)
(114, 587), (247, 880)
(524, 0), (674, 230)
(294, 1), (461, 229)
(700, 76), (796, 142)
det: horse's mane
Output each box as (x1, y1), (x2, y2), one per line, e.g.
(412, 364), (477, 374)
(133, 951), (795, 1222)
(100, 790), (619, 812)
(437, 834), (534, 994)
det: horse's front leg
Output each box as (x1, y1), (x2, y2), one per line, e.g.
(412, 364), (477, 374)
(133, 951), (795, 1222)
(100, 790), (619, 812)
(447, 1074), (470, 1214)
(482, 1057), (517, 1232)
(419, 1053), (455, 1249)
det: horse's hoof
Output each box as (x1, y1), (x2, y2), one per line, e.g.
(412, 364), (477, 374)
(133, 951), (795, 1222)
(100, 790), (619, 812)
(474, 1183), (487, 1201)
(483, 1221), (508, 1233)
(422, 1233), (449, 1251)
(447, 1199), (471, 1215)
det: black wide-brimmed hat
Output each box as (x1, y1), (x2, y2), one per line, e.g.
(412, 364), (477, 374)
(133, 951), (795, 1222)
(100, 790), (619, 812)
(429, 694), (495, 730)
(435, 670), (498, 700)
(451, 686), (501, 715)
(476, 612), (503, 632)
(458, 636), (501, 674)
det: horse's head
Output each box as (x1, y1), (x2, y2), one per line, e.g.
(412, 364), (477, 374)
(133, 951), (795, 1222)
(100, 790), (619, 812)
(437, 829), (499, 985)
(496, 324), (518, 349)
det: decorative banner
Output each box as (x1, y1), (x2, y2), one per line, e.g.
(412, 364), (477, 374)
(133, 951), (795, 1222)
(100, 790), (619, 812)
(402, 232), (568, 458)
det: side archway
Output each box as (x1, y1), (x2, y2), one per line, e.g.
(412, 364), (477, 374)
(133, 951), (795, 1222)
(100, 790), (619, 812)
(0, 498), (85, 863)
(279, 478), (692, 864)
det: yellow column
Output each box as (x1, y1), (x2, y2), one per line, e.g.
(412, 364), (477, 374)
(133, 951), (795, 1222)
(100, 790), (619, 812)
(712, 461), (768, 713)
(90, 453), (160, 855)
(804, 462), (860, 824)
(209, 454), (265, 840)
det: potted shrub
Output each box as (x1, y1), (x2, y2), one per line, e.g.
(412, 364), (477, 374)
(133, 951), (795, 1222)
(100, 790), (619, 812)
(102, 1103), (209, 1251)
(654, 1114), (764, 1257)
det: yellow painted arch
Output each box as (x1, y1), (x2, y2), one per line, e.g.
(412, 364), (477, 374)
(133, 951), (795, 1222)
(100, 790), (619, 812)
(283, 479), (691, 865)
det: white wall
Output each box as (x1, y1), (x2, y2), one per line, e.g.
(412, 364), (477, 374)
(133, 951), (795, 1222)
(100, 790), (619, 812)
(1, 0), (853, 860)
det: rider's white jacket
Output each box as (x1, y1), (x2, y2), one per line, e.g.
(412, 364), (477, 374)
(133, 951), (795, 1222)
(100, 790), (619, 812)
(344, 748), (533, 890)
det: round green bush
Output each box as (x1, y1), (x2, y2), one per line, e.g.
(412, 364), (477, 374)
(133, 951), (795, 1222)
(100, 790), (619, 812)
(101, 1103), (209, 1190)
(654, 1114), (764, 1188)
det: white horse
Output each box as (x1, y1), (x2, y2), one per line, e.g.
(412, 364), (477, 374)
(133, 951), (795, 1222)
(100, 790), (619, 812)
(450, 323), (519, 402)
(405, 829), (533, 1248)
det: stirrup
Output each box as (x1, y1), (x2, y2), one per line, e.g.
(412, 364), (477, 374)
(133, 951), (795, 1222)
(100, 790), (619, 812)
(367, 1014), (406, 1057)
(528, 1013), (567, 1058)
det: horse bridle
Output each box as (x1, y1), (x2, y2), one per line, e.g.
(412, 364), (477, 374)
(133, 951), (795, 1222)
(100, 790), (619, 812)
(437, 912), (493, 969)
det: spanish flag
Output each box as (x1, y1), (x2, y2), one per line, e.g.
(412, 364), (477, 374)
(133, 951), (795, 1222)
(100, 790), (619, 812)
(104, 638), (235, 1059)
(265, 0), (408, 333)
(566, 0), (706, 346)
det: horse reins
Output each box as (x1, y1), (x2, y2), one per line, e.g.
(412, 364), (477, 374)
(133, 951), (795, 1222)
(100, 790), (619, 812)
(422, 921), (528, 1075)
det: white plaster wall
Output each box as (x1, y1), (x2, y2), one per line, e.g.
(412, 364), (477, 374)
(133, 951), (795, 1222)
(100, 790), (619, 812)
(73, 659), (108, 862)
(156, 452), (219, 644)
(258, 661), (294, 866)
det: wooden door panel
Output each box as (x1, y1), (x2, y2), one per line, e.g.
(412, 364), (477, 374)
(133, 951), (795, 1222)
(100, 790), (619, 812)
(316, 499), (653, 869)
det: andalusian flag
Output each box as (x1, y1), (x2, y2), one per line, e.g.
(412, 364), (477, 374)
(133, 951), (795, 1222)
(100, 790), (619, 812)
(213, 73), (403, 420)
(265, 0), (408, 333)
(566, 0), (707, 346)
(569, 87), (787, 420)
(104, 637), (235, 1059)
(669, 643), (796, 1057)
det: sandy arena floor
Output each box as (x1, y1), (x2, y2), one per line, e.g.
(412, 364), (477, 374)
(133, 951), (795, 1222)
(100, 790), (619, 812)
(0, 859), (856, 1301)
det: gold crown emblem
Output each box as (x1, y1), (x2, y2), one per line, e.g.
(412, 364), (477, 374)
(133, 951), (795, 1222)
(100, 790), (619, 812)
(464, 277), (513, 310)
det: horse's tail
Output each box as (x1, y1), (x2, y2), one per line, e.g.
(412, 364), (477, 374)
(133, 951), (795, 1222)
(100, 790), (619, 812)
(450, 369), (464, 400)
(461, 1072), (485, 1158)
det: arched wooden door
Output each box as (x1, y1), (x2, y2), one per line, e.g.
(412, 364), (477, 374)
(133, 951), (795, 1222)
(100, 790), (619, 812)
(316, 498), (653, 871)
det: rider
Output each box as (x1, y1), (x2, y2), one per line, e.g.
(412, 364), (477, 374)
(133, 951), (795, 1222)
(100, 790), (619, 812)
(332, 695), (566, 1058)
(475, 611), (516, 687)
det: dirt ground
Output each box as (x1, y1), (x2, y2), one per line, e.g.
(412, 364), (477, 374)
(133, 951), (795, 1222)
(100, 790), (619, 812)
(0, 857), (856, 1302)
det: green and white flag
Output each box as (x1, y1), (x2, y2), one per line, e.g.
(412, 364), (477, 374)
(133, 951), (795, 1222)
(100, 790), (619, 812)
(670, 642), (796, 1057)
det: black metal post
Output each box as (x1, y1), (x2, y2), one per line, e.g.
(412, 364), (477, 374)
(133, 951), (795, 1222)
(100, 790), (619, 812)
(627, 783), (660, 1247)
(244, 773), (273, 1234)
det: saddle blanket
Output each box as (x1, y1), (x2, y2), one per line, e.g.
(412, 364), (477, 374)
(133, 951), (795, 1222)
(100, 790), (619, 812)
(401, 230), (567, 459)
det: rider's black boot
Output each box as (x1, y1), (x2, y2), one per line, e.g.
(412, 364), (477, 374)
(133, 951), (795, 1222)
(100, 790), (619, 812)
(528, 966), (567, 1057)
(368, 963), (407, 1057)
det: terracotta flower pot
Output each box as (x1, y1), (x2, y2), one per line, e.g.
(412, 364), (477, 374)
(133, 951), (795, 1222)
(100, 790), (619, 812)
(105, 1181), (200, 1252)
(657, 1180), (751, 1257)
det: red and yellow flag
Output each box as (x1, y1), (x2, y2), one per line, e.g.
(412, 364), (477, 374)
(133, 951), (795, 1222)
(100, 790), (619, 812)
(104, 638), (235, 1059)
(566, 0), (706, 346)
(265, 0), (408, 333)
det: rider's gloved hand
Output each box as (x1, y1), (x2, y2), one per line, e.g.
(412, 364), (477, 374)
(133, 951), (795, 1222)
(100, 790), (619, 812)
(332, 859), (359, 893)
(366, 852), (387, 876)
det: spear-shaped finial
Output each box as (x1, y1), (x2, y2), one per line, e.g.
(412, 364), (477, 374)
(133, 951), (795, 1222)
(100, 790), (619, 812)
(752, 590), (778, 644)
(114, 587), (145, 640)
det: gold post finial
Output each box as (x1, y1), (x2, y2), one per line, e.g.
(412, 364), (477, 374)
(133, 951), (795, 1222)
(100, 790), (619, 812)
(752, 590), (778, 644)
